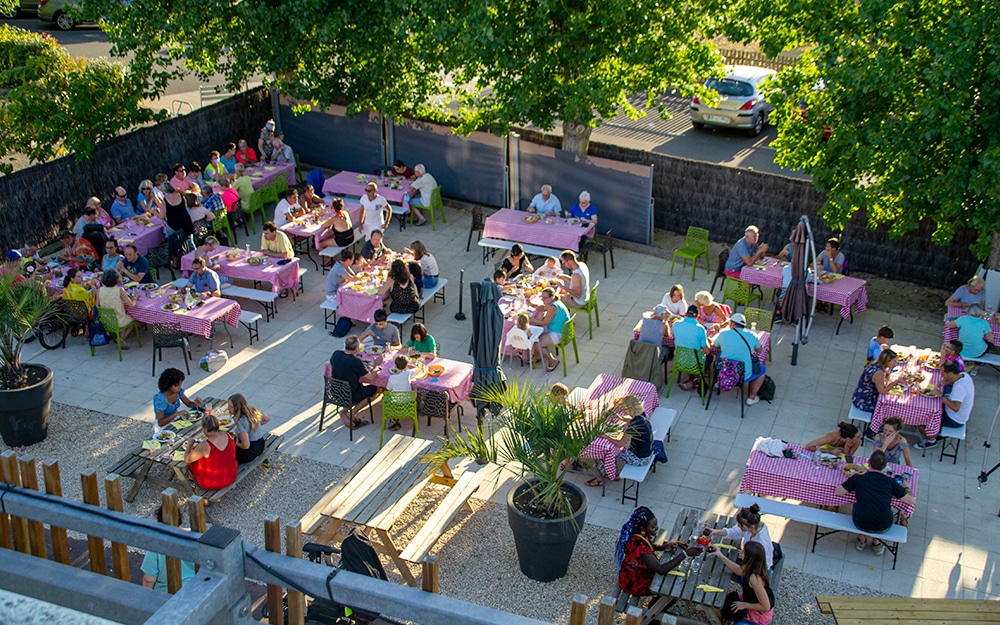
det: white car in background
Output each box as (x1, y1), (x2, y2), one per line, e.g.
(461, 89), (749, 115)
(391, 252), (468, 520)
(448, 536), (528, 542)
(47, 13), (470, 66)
(689, 65), (777, 137)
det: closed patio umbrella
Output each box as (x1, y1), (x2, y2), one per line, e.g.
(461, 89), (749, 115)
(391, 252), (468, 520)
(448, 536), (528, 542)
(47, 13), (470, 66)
(781, 217), (817, 366)
(471, 279), (506, 423)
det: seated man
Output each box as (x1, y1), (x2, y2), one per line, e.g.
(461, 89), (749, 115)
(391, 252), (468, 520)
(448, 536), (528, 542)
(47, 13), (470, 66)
(568, 191), (598, 224)
(558, 250), (590, 309)
(273, 188), (303, 228)
(325, 249), (358, 302)
(199, 183), (224, 215)
(358, 309), (402, 348)
(391, 159), (415, 179)
(260, 221), (294, 259)
(235, 138), (258, 165)
(188, 257), (221, 296)
(915, 361), (975, 449)
(834, 450), (915, 555)
(714, 313), (767, 405)
(724, 225), (768, 279)
(119, 244), (154, 284)
(110, 187), (137, 223)
(72, 206), (102, 237)
(408, 163), (437, 226)
(170, 163), (195, 193)
(818, 237), (845, 273)
(527, 184), (563, 216)
(670, 304), (712, 390)
(359, 230), (392, 265)
(270, 138), (295, 165)
(328, 336), (380, 428)
(945, 276), (987, 310)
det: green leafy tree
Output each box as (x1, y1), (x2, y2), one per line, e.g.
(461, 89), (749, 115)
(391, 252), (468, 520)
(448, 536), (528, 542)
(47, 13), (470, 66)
(731, 0), (1000, 267)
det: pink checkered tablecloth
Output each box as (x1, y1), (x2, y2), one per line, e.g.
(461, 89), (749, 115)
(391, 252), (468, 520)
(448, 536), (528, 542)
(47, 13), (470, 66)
(181, 246), (300, 293)
(583, 374), (659, 416)
(372, 356), (473, 404)
(107, 216), (166, 256)
(126, 286), (240, 338)
(739, 444), (918, 517)
(871, 349), (943, 438)
(482, 209), (596, 253)
(321, 170), (413, 205)
(280, 198), (364, 250)
(942, 307), (1000, 345)
(335, 254), (413, 323)
(244, 163), (296, 189)
(740, 258), (869, 320)
(631, 318), (771, 362)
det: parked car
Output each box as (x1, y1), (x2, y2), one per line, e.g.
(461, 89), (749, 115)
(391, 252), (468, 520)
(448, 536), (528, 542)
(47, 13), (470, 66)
(689, 65), (777, 137)
(1, 0), (40, 17)
(38, 0), (91, 29)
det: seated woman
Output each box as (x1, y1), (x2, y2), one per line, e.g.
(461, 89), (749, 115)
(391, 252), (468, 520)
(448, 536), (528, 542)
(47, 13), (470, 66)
(406, 323), (437, 357)
(659, 284), (688, 317)
(62, 268), (96, 310)
(616, 507), (702, 598)
(527, 287), (570, 373)
(183, 413), (237, 491)
(871, 416), (912, 467)
(102, 239), (123, 273)
(501, 244), (533, 280)
(805, 422), (862, 457)
(580, 395), (652, 488)
(229, 393), (271, 464)
(406, 241), (439, 290)
(318, 198), (355, 250)
(945, 303), (996, 360)
(94, 269), (138, 348)
(694, 290), (729, 332)
(86, 196), (115, 229)
(945, 275), (986, 309)
(709, 542), (775, 625)
(379, 259), (421, 315)
(153, 367), (203, 435)
(137, 180), (163, 216)
(851, 349), (903, 430)
(706, 503), (774, 572)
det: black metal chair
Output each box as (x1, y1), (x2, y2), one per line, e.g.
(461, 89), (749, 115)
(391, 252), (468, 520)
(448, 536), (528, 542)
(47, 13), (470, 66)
(320, 377), (375, 441)
(710, 248), (730, 293)
(419, 389), (463, 439)
(146, 242), (173, 282)
(704, 357), (746, 419)
(151, 322), (191, 376)
(580, 229), (615, 278)
(466, 205), (484, 252)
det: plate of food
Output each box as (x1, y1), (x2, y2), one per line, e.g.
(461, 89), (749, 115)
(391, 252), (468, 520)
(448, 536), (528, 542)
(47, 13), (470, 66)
(139, 283), (158, 291)
(566, 218), (580, 224)
(409, 354), (422, 362)
(389, 367), (401, 374)
(842, 463), (865, 477)
(887, 387), (905, 396)
(524, 214), (541, 224)
(167, 293), (185, 303)
(247, 256), (266, 266)
(155, 430), (176, 443)
(919, 387), (939, 397)
(544, 218), (556, 225)
(369, 345), (384, 355)
(161, 303), (180, 311)
(217, 417), (234, 430)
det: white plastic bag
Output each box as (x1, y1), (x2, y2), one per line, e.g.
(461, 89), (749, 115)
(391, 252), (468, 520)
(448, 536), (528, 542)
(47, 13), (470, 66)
(200, 350), (229, 372)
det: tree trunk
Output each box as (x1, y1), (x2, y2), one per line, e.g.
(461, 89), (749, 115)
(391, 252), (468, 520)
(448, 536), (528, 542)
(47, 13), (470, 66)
(990, 231), (1000, 272)
(561, 121), (592, 155)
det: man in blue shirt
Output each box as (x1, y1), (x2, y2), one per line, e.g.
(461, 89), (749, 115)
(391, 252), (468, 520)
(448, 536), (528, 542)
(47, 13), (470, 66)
(724, 225), (769, 278)
(671, 304), (712, 390)
(199, 184), (225, 215)
(189, 257), (221, 296)
(714, 313), (767, 405)
(568, 191), (598, 224)
(527, 184), (563, 216)
(110, 187), (138, 223)
(119, 244), (154, 284)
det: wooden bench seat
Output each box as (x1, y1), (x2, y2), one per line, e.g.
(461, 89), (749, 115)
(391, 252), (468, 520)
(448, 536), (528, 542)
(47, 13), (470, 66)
(223, 285), (279, 321)
(398, 471), (480, 563)
(478, 238), (563, 265)
(734, 493), (907, 570)
(195, 433), (282, 502)
(107, 453), (148, 480)
(239, 310), (262, 345)
(620, 407), (677, 505)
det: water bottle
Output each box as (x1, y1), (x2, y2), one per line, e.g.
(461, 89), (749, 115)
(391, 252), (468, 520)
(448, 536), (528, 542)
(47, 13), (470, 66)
(245, 243), (250, 257)
(813, 449), (822, 468)
(751, 322), (757, 332)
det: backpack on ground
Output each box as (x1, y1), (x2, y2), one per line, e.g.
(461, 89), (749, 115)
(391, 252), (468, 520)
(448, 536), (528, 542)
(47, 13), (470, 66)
(758, 375), (776, 402)
(330, 316), (352, 338)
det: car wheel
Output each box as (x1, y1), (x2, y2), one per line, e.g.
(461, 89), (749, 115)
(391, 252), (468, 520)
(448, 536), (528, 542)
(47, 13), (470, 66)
(747, 113), (763, 137)
(54, 11), (75, 30)
(692, 121), (705, 130)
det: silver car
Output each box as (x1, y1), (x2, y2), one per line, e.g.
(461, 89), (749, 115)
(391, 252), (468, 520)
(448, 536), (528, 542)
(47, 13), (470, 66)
(689, 65), (777, 137)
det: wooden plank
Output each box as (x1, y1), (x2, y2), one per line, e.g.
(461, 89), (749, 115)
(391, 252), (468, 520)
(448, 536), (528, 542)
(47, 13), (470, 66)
(161, 489), (183, 594)
(17, 456), (48, 559)
(353, 442), (435, 527)
(188, 497), (208, 533)
(334, 437), (432, 525)
(1, 451), (30, 555)
(264, 516), (283, 625)
(374, 526), (416, 586)
(321, 436), (412, 521)
(81, 470), (107, 575)
(399, 472), (480, 562)
(285, 521), (305, 625)
(569, 594), (588, 625)
(598, 595), (616, 625)
(300, 455), (366, 535)
(42, 461), (70, 565)
(104, 475), (131, 581)
(421, 556), (439, 594)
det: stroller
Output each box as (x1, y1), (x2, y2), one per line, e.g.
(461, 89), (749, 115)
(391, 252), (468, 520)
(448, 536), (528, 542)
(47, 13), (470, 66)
(264, 528), (388, 625)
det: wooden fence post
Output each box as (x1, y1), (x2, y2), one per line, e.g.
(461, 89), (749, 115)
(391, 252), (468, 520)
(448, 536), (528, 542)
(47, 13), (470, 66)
(0, 452), (10, 550)
(569, 594), (588, 625)
(264, 515), (283, 625)
(187, 496), (208, 534)
(0, 451), (30, 555)
(80, 470), (107, 575)
(625, 605), (643, 625)
(285, 521), (305, 625)
(17, 456), (48, 559)
(421, 556), (439, 594)
(597, 595), (615, 625)
(161, 489), (182, 594)
(42, 460), (70, 565)
(104, 474), (130, 581)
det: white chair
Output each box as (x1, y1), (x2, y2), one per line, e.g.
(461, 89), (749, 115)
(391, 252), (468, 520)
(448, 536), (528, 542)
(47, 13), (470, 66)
(848, 404), (873, 444)
(503, 327), (541, 371)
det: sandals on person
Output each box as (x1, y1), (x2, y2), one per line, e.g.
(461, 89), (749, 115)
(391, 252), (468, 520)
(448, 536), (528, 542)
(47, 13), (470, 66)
(585, 477), (603, 487)
(352, 419), (368, 428)
(545, 358), (560, 373)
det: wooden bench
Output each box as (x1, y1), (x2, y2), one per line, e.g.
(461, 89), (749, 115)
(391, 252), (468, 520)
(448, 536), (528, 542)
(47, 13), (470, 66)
(817, 595), (1000, 625)
(239, 310), (262, 345)
(107, 453), (147, 481)
(619, 407), (678, 505)
(195, 433), (282, 502)
(320, 299), (339, 328)
(398, 471), (480, 564)
(223, 284), (279, 321)
(734, 493), (908, 570)
(413, 278), (448, 324)
(477, 238), (563, 265)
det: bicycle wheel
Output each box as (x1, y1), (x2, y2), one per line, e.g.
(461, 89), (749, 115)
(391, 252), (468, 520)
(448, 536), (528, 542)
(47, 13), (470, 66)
(37, 318), (68, 350)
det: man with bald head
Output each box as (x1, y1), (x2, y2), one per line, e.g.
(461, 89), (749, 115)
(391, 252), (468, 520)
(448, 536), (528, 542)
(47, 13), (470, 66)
(408, 163), (437, 226)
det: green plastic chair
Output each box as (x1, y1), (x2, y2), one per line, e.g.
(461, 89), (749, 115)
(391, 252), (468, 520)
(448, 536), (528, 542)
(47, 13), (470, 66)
(258, 181), (279, 206)
(92, 306), (141, 361)
(743, 307), (772, 361)
(581, 281), (600, 340)
(666, 346), (706, 404)
(246, 191), (264, 234)
(380, 390), (419, 447)
(212, 208), (236, 246)
(671, 226), (710, 281)
(554, 314), (580, 376)
(413, 186), (446, 230)
(294, 153), (305, 183)
(722, 277), (762, 313)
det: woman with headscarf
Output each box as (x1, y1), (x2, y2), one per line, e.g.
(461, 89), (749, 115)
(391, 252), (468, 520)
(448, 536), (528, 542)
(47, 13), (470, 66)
(616, 506), (701, 597)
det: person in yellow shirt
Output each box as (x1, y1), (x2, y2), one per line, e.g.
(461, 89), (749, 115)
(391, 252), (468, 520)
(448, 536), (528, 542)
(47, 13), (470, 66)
(62, 268), (96, 309)
(260, 222), (294, 259)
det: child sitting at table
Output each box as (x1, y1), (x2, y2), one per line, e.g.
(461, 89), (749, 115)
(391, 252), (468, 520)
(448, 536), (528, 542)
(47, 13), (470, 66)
(513, 312), (539, 364)
(533, 256), (561, 280)
(616, 506), (702, 600)
(358, 309), (402, 348)
(867, 325), (894, 364)
(941, 339), (965, 372)
(385, 355), (412, 431)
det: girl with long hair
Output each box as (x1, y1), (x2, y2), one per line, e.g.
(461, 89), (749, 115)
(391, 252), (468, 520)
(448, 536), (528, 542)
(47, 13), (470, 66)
(228, 393), (271, 464)
(711, 541), (774, 624)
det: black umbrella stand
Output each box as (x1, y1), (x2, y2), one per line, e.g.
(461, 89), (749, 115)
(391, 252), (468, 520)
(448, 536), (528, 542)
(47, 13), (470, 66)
(454, 269), (466, 321)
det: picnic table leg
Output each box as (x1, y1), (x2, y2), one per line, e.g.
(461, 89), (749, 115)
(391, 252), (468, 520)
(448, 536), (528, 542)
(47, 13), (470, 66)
(374, 527), (417, 586)
(125, 459), (154, 502)
(639, 596), (672, 625)
(314, 518), (346, 546)
(171, 465), (196, 496)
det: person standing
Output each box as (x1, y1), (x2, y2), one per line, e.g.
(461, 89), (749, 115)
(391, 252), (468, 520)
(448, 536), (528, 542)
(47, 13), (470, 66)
(360, 182), (390, 240)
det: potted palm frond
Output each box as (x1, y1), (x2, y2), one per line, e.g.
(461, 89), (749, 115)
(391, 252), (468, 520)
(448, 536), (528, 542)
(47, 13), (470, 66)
(424, 380), (621, 582)
(0, 272), (55, 446)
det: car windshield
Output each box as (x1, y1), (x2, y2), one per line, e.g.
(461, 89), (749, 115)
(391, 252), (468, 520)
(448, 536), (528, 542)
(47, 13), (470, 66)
(707, 78), (754, 97)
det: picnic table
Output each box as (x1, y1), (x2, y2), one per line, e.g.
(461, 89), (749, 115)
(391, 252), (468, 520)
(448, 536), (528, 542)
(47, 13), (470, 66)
(126, 283), (242, 339)
(335, 252), (414, 323)
(645, 507), (741, 625)
(106, 215), (166, 256)
(242, 162), (297, 189)
(631, 316), (772, 363)
(322, 170), (414, 205)
(280, 197), (363, 250)
(300, 434), (479, 586)
(942, 306), (1000, 345)
(482, 208), (595, 253)
(870, 345), (944, 439)
(738, 443), (918, 517)
(180, 245), (301, 293)
(584, 374), (659, 416)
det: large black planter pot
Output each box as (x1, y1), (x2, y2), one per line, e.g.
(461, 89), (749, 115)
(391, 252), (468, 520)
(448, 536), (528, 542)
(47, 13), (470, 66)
(506, 479), (588, 582)
(0, 364), (52, 447)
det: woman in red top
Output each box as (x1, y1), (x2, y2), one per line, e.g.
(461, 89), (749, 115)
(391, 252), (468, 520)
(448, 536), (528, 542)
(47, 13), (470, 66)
(616, 507), (702, 597)
(183, 414), (237, 490)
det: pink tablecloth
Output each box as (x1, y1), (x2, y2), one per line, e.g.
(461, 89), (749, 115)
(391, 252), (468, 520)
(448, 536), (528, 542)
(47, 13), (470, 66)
(107, 216), (166, 256)
(280, 198), (363, 250)
(244, 163), (296, 189)
(126, 287), (241, 339)
(371, 357), (474, 404)
(632, 318), (771, 362)
(482, 209), (595, 253)
(322, 170), (413, 205)
(335, 254), (413, 323)
(740, 259), (869, 320)
(583, 374), (659, 416)
(180, 246), (300, 293)
(942, 306), (1000, 345)
(871, 348), (943, 438)
(739, 444), (918, 517)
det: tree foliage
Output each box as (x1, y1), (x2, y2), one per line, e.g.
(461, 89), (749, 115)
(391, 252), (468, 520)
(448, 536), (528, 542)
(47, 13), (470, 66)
(729, 0), (1000, 262)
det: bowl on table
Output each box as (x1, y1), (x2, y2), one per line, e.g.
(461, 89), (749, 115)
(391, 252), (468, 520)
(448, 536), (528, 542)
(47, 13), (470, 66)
(161, 303), (180, 312)
(167, 293), (185, 303)
(524, 214), (541, 224)
(427, 365), (445, 377)
(247, 256), (266, 266)
(140, 283), (159, 291)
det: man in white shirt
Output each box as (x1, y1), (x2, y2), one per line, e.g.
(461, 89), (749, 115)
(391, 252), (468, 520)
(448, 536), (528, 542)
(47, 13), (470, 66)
(527, 184), (562, 216)
(558, 250), (590, 308)
(916, 362), (974, 448)
(360, 182), (389, 240)
(408, 163), (437, 227)
(272, 188), (302, 228)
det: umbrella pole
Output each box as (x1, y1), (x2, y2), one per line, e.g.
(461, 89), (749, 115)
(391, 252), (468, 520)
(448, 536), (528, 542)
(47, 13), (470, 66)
(455, 269), (466, 321)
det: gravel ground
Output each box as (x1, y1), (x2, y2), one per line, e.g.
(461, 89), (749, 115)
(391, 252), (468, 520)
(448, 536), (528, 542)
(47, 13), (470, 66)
(1, 402), (891, 624)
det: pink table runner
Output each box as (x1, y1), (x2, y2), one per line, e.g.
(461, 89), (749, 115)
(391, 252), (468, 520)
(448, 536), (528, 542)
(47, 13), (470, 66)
(740, 259), (869, 320)
(322, 170), (413, 205)
(482, 209), (595, 253)
(127, 286), (241, 338)
(942, 306), (1000, 345)
(631, 318), (771, 362)
(739, 443), (918, 517)
(180, 246), (300, 293)
(280, 198), (363, 250)
(871, 347), (943, 438)
(583, 374), (659, 416)
(107, 216), (166, 256)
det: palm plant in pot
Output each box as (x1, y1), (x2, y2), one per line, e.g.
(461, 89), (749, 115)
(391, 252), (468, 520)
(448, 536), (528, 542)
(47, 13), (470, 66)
(424, 380), (621, 582)
(0, 272), (55, 447)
